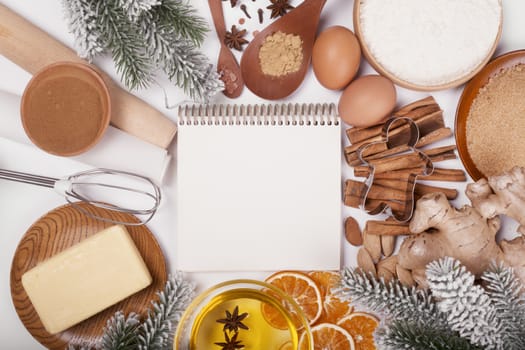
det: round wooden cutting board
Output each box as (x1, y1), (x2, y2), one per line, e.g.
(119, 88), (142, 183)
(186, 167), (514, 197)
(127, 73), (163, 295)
(10, 202), (167, 349)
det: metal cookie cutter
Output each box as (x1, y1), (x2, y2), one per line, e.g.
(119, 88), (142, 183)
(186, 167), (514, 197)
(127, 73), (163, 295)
(356, 117), (434, 222)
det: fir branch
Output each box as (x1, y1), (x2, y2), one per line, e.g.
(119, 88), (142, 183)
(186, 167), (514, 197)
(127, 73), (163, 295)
(377, 320), (482, 350)
(164, 39), (223, 102)
(139, 10), (222, 102)
(426, 257), (504, 349)
(62, 0), (220, 100)
(118, 0), (160, 22)
(62, 0), (106, 60)
(338, 267), (446, 328)
(482, 262), (525, 350)
(67, 345), (93, 350)
(138, 274), (195, 350)
(101, 311), (140, 350)
(95, 0), (153, 90)
(150, 0), (208, 45)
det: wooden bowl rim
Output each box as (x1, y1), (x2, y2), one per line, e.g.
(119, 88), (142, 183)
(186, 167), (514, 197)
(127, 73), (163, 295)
(20, 61), (111, 156)
(9, 202), (167, 350)
(353, 0), (503, 91)
(455, 49), (525, 181)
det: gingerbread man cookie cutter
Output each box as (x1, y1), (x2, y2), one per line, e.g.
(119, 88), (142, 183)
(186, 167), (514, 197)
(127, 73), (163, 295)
(356, 117), (434, 222)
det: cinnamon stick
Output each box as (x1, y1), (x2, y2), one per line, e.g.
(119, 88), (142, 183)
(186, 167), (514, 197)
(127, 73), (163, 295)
(372, 179), (457, 200)
(344, 179), (412, 202)
(355, 153), (428, 174)
(354, 167), (466, 182)
(346, 96), (440, 144)
(393, 96), (440, 118)
(344, 110), (445, 164)
(416, 127), (453, 148)
(364, 220), (411, 236)
(343, 180), (407, 213)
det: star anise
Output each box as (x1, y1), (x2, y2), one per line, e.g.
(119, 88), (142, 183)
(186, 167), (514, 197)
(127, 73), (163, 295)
(222, 0), (238, 7)
(267, 0), (294, 19)
(216, 306), (249, 332)
(214, 331), (245, 350)
(224, 25), (249, 51)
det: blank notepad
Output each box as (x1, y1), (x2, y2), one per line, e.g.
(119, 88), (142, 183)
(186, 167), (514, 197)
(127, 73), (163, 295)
(177, 104), (341, 271)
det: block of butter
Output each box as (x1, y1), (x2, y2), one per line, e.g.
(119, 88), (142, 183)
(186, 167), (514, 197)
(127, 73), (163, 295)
(22, 225), (152, 334)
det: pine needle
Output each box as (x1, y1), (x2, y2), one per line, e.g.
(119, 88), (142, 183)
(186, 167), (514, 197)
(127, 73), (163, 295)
(101, 312), (140, 350)
(378, 320), (483, 350)
(482, 262), (525, 349)
(138, 274), (195, 350)
(95, 0), (153, 90)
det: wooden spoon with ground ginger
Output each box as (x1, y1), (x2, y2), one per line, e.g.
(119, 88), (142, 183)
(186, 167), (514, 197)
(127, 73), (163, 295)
(240, 0), (327, 100)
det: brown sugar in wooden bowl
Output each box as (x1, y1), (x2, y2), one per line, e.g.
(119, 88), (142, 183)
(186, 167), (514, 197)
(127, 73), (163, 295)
(21, 62), (111, 156)
(455, 50), (525, 181)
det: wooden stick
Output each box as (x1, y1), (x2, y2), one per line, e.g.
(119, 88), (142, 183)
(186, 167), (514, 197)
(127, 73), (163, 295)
(0, 4), (177, 149)
(364, 220), (411, 236)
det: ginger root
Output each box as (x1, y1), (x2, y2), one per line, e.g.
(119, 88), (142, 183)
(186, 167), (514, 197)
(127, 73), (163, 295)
(397, 166), (525, 287)
(466, 166), (525, 234)
(398, 192), (502, 278)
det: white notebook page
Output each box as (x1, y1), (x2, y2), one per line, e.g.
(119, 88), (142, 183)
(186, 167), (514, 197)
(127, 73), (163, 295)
(177, 107), (341, 271)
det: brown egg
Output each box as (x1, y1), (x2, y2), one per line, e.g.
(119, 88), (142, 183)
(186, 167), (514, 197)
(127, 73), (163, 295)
(338, 75), (397, 127)
(312, 26), (361, 90)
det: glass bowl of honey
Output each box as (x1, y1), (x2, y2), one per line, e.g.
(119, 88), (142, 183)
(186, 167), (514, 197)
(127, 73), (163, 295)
(173, 279), (313, 350)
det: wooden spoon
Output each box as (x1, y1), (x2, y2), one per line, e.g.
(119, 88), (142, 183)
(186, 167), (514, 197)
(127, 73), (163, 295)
(240, 0), (327, 100)
(208, 0), (244, 98)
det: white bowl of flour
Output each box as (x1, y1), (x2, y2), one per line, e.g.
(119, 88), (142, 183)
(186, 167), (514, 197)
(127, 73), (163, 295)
(354, 0), (502, 90)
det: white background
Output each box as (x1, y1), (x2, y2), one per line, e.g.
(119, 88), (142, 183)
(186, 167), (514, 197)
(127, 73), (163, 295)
(0, 0), (524, 348)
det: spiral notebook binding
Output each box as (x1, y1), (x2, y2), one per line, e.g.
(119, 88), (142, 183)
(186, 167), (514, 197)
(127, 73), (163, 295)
(178, 103), (339, 126)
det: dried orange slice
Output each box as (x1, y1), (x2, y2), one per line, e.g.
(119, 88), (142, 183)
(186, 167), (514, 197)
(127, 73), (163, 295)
(337, 312), (379, 350)
(299, 323), (355, 350)
(263, 271), (323, 329)
(309, 271), (353, 324)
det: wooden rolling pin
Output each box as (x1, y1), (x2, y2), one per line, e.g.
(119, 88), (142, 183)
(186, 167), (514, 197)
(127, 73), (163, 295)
(0, 4), (177, 149)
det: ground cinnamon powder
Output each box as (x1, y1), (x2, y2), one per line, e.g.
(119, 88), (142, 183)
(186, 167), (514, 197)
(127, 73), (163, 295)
(466, 64), (525, 176)
(22, 65), (108, 156)
(259, 31), (303, 77)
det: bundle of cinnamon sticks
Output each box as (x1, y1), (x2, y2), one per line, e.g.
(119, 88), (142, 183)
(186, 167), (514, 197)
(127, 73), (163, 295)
(343, 96), (466, 213)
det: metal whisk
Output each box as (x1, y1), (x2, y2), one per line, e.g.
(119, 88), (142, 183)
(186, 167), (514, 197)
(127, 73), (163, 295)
(0, 168), (161, 225)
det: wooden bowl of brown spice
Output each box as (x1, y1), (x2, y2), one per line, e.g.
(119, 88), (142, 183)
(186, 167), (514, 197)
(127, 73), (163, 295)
(456, 50), (525, 181)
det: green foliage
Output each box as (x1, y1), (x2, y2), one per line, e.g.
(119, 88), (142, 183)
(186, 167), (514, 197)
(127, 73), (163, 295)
(482, 262), (525, 349)
(138, 275), (195, 349)
(378, 320), (482, 350)
(95, 0), (153, 90)
(338, 268), (445, 328)
(62, 0), (222, 101)
(339, 257), (525, 350)
(426, 257), (503, 349)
